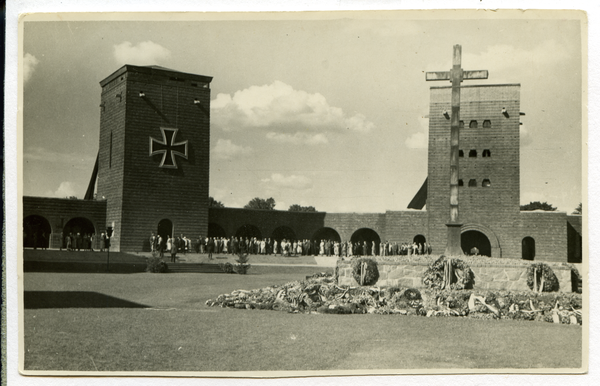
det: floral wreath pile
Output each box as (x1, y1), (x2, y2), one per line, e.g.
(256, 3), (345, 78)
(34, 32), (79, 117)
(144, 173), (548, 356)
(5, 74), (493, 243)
(205, 272), (582, 325)
(146, 257), (168, 273)
(422, 255), (475, 290)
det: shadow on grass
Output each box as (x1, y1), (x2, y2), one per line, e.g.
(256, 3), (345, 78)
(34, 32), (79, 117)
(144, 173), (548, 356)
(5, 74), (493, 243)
(24, 291), (149, 309)
(167, 263), (224, 273)
(23, 261), (146, 274)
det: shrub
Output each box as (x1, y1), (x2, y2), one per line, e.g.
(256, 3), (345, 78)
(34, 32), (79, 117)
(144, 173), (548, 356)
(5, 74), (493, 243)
(526, 263), (559, 292)
(219, 262), (234, 274)
(232, 251), (251, 274)
(146, 257), (168, 273)
(351, 258), (379, 286)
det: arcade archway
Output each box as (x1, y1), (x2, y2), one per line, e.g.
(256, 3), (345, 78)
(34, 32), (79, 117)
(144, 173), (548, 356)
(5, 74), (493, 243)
(522, 237), (536, 260)
(312, 227), (341, 243)
(461, 230), (491, 257)
(157, 219), (173, 240)
(23, 215), (51, 249)
(236, 224), (262, 239)
(63, 217), (96, 250)
(208, 222), (227, 238)
(351, 228), (381, 244)
(271, 226), (296, 242)
(413, 234), (426, 245)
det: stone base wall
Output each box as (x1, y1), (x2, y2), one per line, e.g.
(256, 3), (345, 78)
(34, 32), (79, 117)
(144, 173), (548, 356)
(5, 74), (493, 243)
(337, 260), (573, 293)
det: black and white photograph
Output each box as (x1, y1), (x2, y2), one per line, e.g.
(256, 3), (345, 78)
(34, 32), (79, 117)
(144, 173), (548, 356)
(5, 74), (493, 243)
(9, 4), (590, 382)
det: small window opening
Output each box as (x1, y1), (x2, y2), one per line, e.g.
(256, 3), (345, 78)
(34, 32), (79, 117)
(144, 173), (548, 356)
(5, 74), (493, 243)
(469, 149), (477, 158)
(482, 179), (491, 187)
(191, 83), (198, 87)
(469, 120), (478, 129)
(482, 149), (491, 157)
(458, 179), (464, 187)
(483, 120), (491, 128)
(459, 150), (464, 158)
(468, 179), (477, 187)
(459, 121), (464, 129)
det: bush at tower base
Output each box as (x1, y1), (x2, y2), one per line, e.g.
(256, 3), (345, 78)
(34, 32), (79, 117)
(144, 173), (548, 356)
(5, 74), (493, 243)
(146, 257), (168, 273)
(205, 272), (582, 325)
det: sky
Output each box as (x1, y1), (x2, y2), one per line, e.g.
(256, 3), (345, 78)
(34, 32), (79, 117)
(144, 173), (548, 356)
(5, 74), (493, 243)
(21, 12), (584, 213)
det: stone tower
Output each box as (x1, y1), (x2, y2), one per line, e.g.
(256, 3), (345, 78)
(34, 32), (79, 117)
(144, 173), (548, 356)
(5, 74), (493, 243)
(96, 65), (212, 251)
(427, 84), (522, 257)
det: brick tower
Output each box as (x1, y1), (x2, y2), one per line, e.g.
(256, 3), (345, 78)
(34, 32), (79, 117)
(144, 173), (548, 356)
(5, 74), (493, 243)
(96, 65), (212, 251)
(427, 84), (522, 258)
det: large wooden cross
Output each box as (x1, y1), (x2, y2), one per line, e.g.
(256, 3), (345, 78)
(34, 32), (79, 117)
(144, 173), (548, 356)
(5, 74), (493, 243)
(426, 45), (488, 256)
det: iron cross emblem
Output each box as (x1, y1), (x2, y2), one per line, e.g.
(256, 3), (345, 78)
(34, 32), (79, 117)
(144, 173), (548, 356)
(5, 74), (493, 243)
(149, 127), (188, 169)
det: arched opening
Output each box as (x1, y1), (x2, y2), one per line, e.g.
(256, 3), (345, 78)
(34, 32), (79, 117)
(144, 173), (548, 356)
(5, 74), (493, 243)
(271, 226), (296, 242)
(469, 120), (478, 129)
(23, 215), (52, 249)
(351, 228), (381, 244)
(208, 222), (227, 238)
(313, 227), (341, 243)
(468, 179), (477, 187)
(459, 150), (464, 158)
(461, 230), (491, 257)
(413, 234), (426, 245)
(459, 120), (464, 128)
(482, 179), (491, 187)
(469, 149), (477, 158)
(157, 219), (173, 240)
(458, 179), (464, 187)
(236, 224), (262, 239)
(522, 237), (536, 261)
(482, 149), (491, 157)
(483, 120), (491, 128)
(63, 217), (96, 250)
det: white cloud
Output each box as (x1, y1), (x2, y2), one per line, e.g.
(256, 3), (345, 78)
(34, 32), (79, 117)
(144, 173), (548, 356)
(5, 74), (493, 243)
(113, 41), (171, 65)
(426, 40), (569, 74)
(405, 112), (429, 149)
(46, 181), (79, 198)
(213, 139), (252, 160)
(266, 132), (328, 145)
(23, 53), (39, 83)
(261, 173), (313, 191)
(405, 132), (428, 149)
(211, 81), (374, 142)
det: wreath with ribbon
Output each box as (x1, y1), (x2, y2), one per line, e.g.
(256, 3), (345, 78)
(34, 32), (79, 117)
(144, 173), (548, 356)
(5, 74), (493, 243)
(526, 263), (559, 292)
(422, 255), (474, 290)
(351, 258), (380, 286)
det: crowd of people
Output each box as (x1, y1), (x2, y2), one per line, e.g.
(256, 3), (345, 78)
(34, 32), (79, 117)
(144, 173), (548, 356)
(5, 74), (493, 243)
(155, 234), (433, 259)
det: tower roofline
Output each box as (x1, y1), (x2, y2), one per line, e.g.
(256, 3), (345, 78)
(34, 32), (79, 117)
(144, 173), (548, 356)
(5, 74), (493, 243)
(99, 64), (213, 87)
(430, 83), (521, 90)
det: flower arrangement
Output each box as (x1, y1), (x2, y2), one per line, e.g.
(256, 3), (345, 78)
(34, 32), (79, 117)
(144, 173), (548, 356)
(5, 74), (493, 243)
(351, 258), (380, 286)
(233, 251), (251, 274)
(422, 255), (474, 290)
(146, 257), (168, 273)
(526, 263), (559, 292)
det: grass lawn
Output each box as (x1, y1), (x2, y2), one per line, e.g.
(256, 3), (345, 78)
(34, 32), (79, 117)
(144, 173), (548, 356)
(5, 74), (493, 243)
(23, 266), (583, 373)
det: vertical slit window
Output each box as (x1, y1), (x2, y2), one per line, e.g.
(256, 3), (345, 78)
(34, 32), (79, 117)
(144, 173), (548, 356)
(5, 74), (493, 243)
(459, 150), (464, 158)
(458, 179), (464, 186)
(109, 131), (113, 168)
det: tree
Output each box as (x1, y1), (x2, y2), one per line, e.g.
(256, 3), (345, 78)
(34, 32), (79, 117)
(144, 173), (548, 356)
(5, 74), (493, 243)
(288, 204), (317, 212)
(244, 197), (276, 210)
(520, 201), (557, 211)
(573, 202), (582, 215)
(208, 196), (225, 208)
